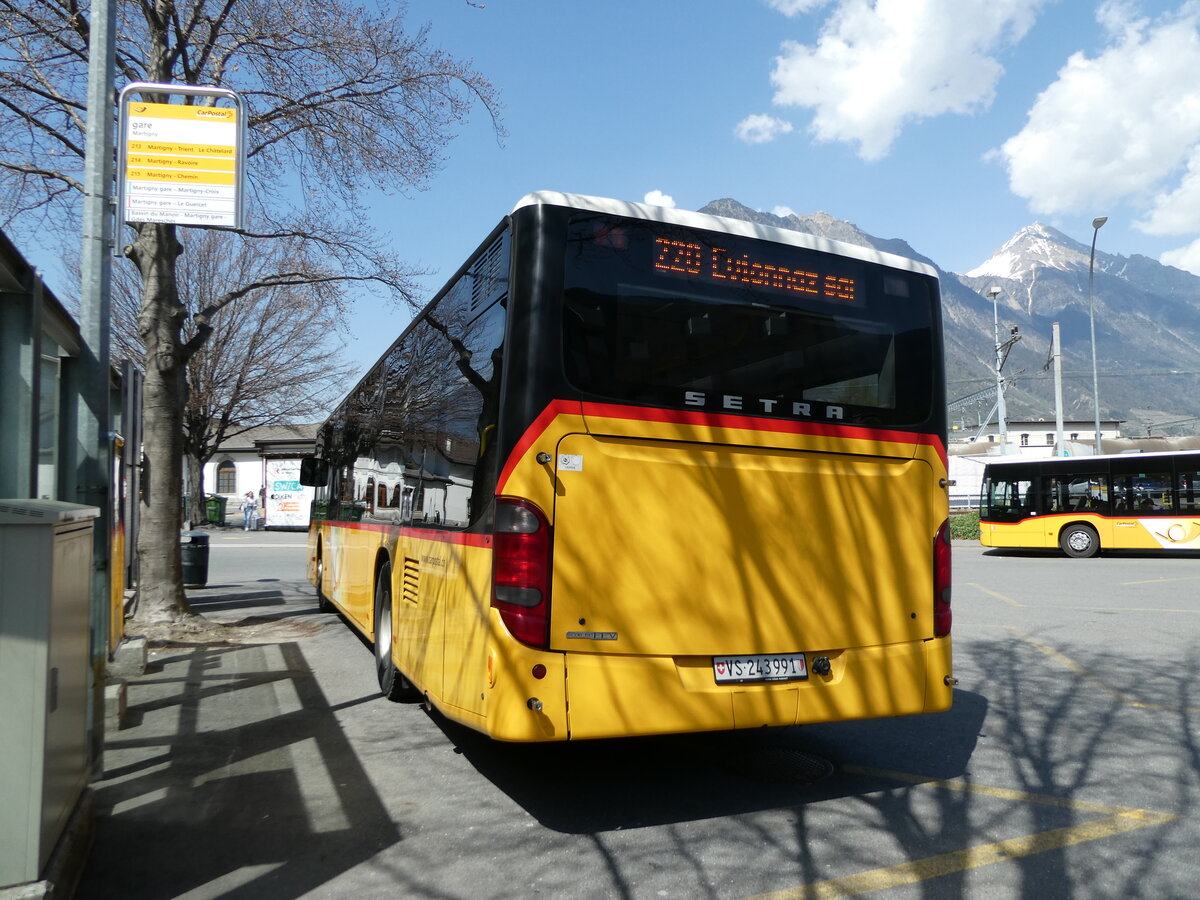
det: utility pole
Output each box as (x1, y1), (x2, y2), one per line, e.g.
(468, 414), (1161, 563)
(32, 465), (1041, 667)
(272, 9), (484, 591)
(1051, 322), (1065, 455)
(988, 286), (1008, 451)
(1087, 216), (1108, 454)
(78, 0), (117, 776)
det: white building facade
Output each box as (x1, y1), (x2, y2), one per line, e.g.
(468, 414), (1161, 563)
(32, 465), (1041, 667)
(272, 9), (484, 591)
(949, 419), (1123, 509)
(198, 423), (318, 528)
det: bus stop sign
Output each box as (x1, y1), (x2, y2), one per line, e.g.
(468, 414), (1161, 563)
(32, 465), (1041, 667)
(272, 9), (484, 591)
(118, 83), (246, 229)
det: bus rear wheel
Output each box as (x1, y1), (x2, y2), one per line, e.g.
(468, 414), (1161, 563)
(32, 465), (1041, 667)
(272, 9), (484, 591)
(373, 563), (420, 702)
(315, 547), (333, 613)
(1060, 524), (1100, 558)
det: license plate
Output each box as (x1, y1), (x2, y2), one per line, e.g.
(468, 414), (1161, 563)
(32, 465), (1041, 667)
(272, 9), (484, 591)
(713, 653), (808, 684)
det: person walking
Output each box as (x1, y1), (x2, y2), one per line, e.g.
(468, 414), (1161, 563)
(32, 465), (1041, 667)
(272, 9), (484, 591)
(240, 492), (256, 531)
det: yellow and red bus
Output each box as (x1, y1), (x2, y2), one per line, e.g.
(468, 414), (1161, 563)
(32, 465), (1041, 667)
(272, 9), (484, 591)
(979, 449), (1200, 557)
(300, 192), (954, 741)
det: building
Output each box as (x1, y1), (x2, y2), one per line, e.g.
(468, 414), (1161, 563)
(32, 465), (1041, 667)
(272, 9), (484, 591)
(951, 418), (1124, 450)
(199, 423), (319, 528)
(2, 229), (118, 500)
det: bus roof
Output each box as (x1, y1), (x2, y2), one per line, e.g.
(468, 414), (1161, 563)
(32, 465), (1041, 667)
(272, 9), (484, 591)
(983, 448), (1200, 468)
(512, 191), (940, 280)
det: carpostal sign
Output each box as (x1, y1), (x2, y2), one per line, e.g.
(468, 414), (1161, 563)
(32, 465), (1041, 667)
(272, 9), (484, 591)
(118, 83), (246, 229)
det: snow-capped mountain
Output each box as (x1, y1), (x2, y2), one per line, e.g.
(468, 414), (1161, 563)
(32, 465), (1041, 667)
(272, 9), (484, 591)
(699, 200), (1200, 435)
(965, 223), (1096, 282)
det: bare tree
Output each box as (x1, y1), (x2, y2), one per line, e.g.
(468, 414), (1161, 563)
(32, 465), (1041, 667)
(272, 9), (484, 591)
(173, 229), (357, 525)
(0, 0), (502, 625)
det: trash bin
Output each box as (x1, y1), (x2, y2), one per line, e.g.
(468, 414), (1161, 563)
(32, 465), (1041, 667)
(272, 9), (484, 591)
(180, 530), (210, 587)
(205, 494), (227, 525)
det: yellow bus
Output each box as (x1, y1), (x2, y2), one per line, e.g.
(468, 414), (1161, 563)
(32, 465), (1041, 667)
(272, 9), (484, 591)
(980, 449), (1200, 558)
(300, 192), (954, 741)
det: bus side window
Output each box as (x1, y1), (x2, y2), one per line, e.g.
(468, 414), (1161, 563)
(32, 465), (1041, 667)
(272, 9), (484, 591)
(1113, 474), (1133, 513)
(1049, 478), (1065, 513)
(1009, 481), (1030, 515)
(1177, 470), (1200, 512)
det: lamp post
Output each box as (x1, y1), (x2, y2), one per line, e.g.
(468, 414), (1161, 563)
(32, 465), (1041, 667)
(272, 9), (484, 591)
(988, 286), (1008, 450)
(1088, 216), (1108, 454)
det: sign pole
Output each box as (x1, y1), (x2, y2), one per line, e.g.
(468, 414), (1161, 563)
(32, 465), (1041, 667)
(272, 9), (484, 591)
(79, 0), (117, 778)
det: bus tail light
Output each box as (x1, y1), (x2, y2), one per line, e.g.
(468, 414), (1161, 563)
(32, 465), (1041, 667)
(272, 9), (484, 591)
(492, 498), (552, 648)
(934, 519), (952, 636)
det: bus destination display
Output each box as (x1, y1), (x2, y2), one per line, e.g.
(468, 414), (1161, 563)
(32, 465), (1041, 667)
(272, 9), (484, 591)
(654, 236), (858, 304)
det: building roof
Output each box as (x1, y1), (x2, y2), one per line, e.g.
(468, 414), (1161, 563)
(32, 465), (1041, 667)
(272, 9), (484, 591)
(1, 228), (82, 356)
(215, 423), (320, 454)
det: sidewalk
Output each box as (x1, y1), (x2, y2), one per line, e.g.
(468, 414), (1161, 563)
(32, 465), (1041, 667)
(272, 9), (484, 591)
(73, 529), (380, 900)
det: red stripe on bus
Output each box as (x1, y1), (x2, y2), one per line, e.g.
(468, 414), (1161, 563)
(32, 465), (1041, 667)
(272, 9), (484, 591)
(496, 398), (582, 493)
(321, 519), (492, 548)
(497, 400), (946, 492)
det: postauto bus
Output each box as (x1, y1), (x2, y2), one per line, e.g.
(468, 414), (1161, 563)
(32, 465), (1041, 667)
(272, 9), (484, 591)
(300, 192), (954, 741)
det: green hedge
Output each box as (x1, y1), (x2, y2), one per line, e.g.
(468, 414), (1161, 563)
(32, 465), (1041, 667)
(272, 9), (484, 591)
(950, 510), (981, 541)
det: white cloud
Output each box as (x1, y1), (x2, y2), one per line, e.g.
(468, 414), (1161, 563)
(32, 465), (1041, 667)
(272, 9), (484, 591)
(768, 0), (1047, 160)
(643, 190), (676, 208)
(735, 113), (795, 144)
(998, 5), (1200, 228)
(1160, 238), (1200, 276)
(1140, 147), (1200, 236)
(766, 0), (832, 15)
(772, 205), (797, 218)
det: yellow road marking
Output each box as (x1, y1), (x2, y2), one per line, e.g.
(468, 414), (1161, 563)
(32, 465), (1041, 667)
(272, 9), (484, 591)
(1061, 606), (1200, 613)
(1122, 575), (1200, 586)
(745, 767), (1177, 900)
(1007, 628), (1200, 713)
(842, 766), (1136, 814)
(965, 582), (1024, 607)
(749, 811), (1175, 899)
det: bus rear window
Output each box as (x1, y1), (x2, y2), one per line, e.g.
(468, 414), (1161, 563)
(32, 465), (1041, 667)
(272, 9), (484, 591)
(561, 214), (936, 426)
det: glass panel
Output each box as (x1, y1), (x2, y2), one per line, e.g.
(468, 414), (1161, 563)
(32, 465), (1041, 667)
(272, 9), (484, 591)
(988, 468), (1036, 525)
(36, 354), (60, 499)
(1112, 468), (1171, 514)
(1177, 469), (1200, 513)
(325, 236), (509, 531)
(561, 214), (936, 427)
(216, 462), (237, 494)
(1048, 474), (1109, 514)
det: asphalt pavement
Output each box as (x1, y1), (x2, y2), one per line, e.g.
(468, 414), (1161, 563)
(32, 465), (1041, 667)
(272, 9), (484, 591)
(76, 526), (346, 900)
(67, 536), (1200, 899)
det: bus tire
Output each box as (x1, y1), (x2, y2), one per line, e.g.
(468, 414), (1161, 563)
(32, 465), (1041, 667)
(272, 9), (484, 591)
(374, 562), (420, 702)
(1060, 523), (1100, 558)
(315, 545), (333, 613)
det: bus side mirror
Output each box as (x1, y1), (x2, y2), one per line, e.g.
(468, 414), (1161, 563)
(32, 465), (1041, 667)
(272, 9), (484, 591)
(300, 457), (329, 487)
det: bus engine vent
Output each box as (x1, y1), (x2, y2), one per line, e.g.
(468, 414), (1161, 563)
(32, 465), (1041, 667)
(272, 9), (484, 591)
(402, 556), (420, 605)
(470, 235), (507, 312)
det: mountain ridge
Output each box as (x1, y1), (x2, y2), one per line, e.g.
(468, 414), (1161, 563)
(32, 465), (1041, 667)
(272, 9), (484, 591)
(697, 199), (1200, 436)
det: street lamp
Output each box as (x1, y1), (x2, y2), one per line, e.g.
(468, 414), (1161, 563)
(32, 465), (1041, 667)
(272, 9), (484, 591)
(1088, 216), (1108, 454)
(988, 285), (1008, 450)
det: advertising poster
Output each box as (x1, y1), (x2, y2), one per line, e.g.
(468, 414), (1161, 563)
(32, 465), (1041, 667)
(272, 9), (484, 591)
(264, 458), (314, 528)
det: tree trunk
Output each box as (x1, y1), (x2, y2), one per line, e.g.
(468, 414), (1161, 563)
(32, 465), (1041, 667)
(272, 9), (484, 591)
(131, 223), (193, 624)
(185, 452), (208, 527)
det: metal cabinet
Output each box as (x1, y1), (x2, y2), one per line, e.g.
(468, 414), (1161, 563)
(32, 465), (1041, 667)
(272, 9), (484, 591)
(0, 500), (98, 888)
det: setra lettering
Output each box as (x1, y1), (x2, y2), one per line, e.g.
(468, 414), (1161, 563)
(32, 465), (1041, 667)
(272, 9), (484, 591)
(683, 392), (843, 422)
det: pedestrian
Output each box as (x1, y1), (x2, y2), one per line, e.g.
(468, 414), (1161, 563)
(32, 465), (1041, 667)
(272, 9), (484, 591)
(240, 491), (256, 530)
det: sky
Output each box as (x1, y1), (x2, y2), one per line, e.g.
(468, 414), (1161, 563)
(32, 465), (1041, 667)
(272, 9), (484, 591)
(339, 0), (1200, 365)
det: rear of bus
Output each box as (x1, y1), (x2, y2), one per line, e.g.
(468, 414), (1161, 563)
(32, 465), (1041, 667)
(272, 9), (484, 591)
(488, 194), (954, 740)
